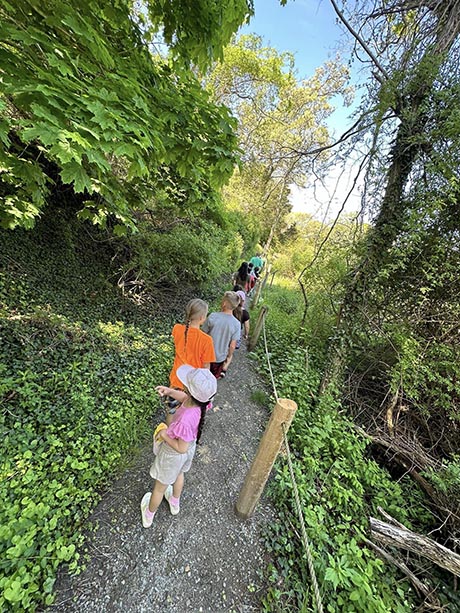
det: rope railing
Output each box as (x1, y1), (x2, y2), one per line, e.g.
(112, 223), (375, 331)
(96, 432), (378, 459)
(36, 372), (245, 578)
(261, 316), (324, 613)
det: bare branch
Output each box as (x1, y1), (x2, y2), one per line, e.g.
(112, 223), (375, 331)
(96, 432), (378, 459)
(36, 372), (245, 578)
(362, 536), (439, 604)
(298, 151), (369, 281)
(328, 0), (390, 81)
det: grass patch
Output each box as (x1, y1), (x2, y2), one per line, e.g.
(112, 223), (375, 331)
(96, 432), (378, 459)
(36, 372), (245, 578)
(250, 389), (271, 406)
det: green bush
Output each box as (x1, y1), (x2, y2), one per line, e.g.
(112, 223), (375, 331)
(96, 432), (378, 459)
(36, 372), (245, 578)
(128, 218), (242, 289)
(256, 282), (436, 612)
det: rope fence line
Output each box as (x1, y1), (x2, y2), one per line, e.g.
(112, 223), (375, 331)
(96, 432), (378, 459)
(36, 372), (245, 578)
(262, 318), (278, 403)
(261, 316), (324, 613)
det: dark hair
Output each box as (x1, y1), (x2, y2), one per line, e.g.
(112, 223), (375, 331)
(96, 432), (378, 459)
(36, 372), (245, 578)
(233, 303), (242, 322)
(233, 284), (243, 292)
(236, 262), (249, 283)
(190, 396), (210, 444)
(254, 266), (260, 278)
(248, 262), (254, 271)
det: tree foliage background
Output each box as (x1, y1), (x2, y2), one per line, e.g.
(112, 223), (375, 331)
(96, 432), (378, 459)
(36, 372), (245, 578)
(207, 33), (352, 253)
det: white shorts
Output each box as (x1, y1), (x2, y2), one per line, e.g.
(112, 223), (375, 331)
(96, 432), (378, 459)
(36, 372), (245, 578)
(149, 440), (197, 485)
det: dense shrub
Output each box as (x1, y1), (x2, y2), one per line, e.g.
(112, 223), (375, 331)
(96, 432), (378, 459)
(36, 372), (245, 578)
(127, 218), (243, 290)
(255, 283), (444, 612)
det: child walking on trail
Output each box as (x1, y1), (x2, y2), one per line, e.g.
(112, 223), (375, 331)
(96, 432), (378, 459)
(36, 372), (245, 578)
(169, 299), (216, 389)
(202, 291), (241, 379)
(164, 299), (216, 414)
(233, 290), (250, 347)
(141, 365), (217, 528)
(246, 264), (257, 294)
(232, 262), (250, 293)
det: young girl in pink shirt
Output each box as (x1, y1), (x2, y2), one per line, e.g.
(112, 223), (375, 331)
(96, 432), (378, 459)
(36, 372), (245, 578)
(141, 365), (217, 527)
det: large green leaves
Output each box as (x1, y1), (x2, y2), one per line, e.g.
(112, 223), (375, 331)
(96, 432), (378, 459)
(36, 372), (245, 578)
(145, 0), (254, 70)
(0, 0), (245, 229)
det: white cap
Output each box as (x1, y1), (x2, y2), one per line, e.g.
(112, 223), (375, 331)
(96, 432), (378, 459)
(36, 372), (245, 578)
(235, 290), (246, 305)
(177, 365), (217, 403)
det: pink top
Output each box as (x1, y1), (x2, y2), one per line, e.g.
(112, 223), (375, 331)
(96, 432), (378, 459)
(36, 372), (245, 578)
(236, 290), (246, 309)
(166, 404), (201, 441)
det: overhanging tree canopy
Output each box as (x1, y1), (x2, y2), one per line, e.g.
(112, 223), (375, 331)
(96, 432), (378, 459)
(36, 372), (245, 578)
(0, 0), (253, 230)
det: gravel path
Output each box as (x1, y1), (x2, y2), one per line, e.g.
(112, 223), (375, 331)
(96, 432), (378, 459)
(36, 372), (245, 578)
(48, 347), (275, 613)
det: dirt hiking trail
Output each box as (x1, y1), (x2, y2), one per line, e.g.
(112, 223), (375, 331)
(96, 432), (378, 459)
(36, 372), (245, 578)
(48, 347), (276, 613)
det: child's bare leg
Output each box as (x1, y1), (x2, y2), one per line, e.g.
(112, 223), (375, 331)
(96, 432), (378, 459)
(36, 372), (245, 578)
(172, 472), (184, 499)
(244, 320), (249, 339)
(149, 481), (168, 512)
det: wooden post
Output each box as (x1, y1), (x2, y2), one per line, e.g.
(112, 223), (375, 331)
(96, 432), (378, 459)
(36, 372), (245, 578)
(260, 263), (272, 294)
(235, 398), (298, 519)
(247, 305), (268, 352)
(250, 277), (263, 308)
(269, 270), (276, 288)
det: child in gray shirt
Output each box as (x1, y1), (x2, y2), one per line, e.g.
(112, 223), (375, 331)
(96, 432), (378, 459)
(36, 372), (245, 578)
(202, 291), (241, 379)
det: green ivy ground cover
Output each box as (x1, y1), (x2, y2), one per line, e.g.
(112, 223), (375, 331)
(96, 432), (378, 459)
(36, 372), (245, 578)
(0, 218), (173, 611)
(253, 285), (457, 612)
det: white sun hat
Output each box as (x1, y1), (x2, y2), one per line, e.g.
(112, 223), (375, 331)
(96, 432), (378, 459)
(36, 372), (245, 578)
(177, 365), (217, 403)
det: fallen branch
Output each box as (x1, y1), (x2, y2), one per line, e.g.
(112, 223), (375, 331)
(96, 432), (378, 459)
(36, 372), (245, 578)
(383, 389), (399, 437)
(355, 426), (460, 535)
(362, 536), (439, 606)
(370, 514), (460, 576)
(355, 425), (438, 473)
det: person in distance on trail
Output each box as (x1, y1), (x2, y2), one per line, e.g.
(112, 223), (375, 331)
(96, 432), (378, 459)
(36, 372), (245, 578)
(202, 291), (240, 379)
(232, 261), (250, 293)
(232, 288), (250, 347)
(165, 299), (216, 415)
(249, 253), (264, 272)
(141, 366), (217, 527)
(232, 284), (247, 310)
(246, 263), (257, 294)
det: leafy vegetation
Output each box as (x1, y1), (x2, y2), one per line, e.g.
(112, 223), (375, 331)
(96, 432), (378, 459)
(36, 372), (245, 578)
(208, 34), (351, 252)
(2, 0), (460, 610)
(0, 0), (251, 231)
(255, 283), (457, 612)
(0, 208), (175, 611)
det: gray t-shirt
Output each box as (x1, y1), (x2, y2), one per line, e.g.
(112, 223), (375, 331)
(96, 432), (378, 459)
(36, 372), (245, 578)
(202, 312), (241, 362)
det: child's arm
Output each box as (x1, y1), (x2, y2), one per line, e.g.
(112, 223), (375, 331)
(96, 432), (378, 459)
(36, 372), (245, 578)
(158, 430), (189, 454)
(223, 339), (237, 369)
(156, 386), (187, 403)
(202, 316), (211, 334)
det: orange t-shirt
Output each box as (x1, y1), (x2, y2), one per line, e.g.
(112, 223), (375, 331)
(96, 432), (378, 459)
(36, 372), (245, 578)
(169, 324), (216, 388)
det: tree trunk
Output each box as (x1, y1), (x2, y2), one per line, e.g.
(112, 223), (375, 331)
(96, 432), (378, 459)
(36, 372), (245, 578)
(319, 2), (460, 394)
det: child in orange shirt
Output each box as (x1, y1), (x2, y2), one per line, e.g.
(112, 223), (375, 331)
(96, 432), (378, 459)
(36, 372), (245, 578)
(169, 299), (216, 392)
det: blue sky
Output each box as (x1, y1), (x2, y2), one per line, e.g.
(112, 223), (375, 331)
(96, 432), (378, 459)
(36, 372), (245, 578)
(238, 0), (365, 218)
(239, 0), (360, 134)
(242, 0), (343, 79)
